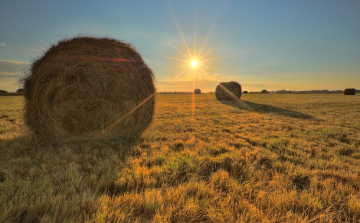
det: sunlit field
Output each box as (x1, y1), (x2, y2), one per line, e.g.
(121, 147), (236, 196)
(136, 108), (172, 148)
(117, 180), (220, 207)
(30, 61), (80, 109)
(1, 93), (360, 222)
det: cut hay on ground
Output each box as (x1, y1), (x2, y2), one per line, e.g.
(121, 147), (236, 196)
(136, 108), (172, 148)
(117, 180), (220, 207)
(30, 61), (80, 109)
(24, 36), (156, 143)
(215, 81), (242, 100)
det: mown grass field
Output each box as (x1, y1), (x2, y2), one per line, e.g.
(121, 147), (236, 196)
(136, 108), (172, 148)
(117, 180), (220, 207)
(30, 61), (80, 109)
(1, 93), (360, 222)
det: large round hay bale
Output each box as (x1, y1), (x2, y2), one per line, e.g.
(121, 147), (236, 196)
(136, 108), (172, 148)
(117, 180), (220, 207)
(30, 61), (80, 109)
(24, 36), (156, 143)
(194, 89), (201, 94)
(215, 81), (241, 100)
(344, 88), (356, 95)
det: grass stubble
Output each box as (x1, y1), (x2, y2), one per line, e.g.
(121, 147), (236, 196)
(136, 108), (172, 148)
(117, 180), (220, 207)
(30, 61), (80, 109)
(1, 94), (360, 222)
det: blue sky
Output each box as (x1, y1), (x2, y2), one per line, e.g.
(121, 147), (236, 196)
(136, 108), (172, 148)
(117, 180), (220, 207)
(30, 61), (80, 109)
(1, 0), (359, 92)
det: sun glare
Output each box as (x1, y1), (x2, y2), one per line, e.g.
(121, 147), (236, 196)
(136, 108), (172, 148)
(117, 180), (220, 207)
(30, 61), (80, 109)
(153, 0), (230, 87)
(191, 60), (198, 67)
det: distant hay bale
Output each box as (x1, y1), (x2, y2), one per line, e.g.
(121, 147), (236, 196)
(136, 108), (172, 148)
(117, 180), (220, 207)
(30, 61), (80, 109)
(194, 89), (201, 94)
(215, 81), (241, 100)
(344, 88), (356, 95)
(24, 36), (156, 143)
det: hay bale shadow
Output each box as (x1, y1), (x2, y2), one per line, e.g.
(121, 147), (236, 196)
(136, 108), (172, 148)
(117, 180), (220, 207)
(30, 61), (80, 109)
(0, 135), (141, 222)
(220, 100), (315, 120)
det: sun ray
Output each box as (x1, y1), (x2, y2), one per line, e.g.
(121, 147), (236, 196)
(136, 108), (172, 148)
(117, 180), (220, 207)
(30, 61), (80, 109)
(197, 67), (216, 79)
(173, 66), (192, 80)
(193, 8), (197, 61)
(201, 53), (236, 63)
(197, 40), (234, 61)
(191, 69), (196, 125)
(197, 63), (216, 70)
(144, 50), (189, 63)
(198, 43), (223, 61)
(196, 0), (228, 59)
(165, 0), (193, 58)
(167, 42), (192, 61)
(197, 66), (209, 74)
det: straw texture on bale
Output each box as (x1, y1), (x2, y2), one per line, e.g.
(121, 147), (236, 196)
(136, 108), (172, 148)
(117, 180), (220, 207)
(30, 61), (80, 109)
(344, 88), (356, 95)
(24, 36), (156, 143)
(215, 81), (242, 100)
(194, 89), (201, 94)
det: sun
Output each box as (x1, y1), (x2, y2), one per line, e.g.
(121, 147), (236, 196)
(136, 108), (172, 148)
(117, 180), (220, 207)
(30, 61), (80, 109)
(191, 60), (198, 67)
(150, 0), (230, 83)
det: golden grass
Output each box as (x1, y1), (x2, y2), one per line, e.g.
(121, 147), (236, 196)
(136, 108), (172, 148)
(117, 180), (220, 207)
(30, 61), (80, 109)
(1, 94), (360, 222)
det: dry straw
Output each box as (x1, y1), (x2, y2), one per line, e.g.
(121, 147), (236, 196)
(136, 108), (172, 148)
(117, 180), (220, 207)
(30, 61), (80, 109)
(215, 81), (242, 100)
(24, 36), (156, 143)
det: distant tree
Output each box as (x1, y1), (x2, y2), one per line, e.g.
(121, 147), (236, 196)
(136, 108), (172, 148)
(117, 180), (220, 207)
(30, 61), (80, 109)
(17, 88), (24, 94)
(243, 91), (248, 94)
(261, 89), (269, 94)
(0, 90), (9, 95)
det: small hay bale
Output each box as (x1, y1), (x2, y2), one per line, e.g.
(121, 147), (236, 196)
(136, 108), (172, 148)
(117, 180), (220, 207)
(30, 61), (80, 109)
(215, 81), (241, 100)
(24, 36), (156, 143)
(344, 88), (356, 95)
(194, 89), (201, 94)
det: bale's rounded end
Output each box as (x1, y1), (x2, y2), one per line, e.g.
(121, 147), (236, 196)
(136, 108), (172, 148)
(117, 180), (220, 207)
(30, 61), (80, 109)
(24, 36), (156, 143)
(215, 81), (241, 100)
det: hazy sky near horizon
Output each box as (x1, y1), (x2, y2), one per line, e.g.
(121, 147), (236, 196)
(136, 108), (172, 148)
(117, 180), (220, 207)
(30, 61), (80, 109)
(1, 0), (359, 92)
